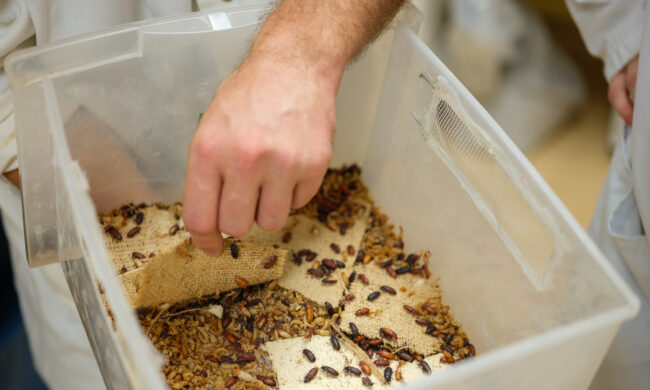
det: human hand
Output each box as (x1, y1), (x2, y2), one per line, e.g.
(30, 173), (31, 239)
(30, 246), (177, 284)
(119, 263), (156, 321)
(182, 55), (337, 254)
(608, 55), (639, 125)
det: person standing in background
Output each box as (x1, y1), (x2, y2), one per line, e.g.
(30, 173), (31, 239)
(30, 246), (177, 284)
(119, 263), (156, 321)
(567, 1), (650, 389)
(0, 0), (405, 388)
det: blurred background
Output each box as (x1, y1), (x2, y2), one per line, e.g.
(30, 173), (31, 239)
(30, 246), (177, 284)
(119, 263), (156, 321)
(0, 0), (617, 388)
(411, 0), (615, 227)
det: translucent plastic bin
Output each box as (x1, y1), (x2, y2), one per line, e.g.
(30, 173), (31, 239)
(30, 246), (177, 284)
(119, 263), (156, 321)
(5, 2), (639, 389)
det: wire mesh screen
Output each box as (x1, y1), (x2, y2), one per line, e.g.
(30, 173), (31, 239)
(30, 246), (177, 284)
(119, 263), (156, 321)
(423, 75), (559, 289)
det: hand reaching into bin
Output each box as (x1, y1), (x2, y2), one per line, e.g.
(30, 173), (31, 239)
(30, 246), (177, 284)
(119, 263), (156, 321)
(183, 0), (405, 255)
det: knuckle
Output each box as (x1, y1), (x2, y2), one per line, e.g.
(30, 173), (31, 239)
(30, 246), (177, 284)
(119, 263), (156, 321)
(237, 140), (267, 170)
(192, 134), (219, 162)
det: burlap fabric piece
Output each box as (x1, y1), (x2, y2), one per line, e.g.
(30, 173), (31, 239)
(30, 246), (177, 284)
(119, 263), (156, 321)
(103, 206), (287, 308)
(119, 239), (287, 308)
(341, 263), (443, 356)
(263, 335), (449, 389)
(103, 206), (188, 274)
(244, 212), (369, 306)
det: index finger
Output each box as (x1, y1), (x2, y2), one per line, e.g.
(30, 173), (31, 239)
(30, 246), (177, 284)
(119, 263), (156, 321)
(183, 137), (223, 255)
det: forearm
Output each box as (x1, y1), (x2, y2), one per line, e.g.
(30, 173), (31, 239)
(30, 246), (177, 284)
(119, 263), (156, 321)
(184, 0), (404, 253)
(247, 0), (405, 89)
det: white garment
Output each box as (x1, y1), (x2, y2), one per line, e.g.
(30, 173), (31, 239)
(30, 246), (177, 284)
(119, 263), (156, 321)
(566, 0), (646, 81)
(567, 0), (650, 389)
(588, 129), (650, 389)
(0, 1), (192, 389)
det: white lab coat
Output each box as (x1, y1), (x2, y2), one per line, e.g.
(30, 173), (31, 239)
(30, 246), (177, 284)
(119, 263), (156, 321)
(567, 0), (650, 389)
(0, 2), (192, 389)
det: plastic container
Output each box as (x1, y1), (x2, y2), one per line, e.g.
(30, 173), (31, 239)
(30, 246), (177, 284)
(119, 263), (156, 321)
(5, 2), (639, 389)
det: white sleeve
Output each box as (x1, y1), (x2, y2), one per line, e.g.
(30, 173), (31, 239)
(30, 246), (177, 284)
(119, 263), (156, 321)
(566, 0), (646, 81)
(0, 0), (35, 173)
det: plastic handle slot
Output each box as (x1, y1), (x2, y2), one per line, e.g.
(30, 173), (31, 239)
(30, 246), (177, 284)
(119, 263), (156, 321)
(411, 72), (560, 290)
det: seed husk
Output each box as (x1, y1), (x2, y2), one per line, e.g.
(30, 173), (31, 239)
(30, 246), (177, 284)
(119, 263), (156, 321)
(362, 377), (374, 387)
(237, 351), (255, 362)
(224, 376), (238, 388)
(330, 335), (341, 350)
(419, 359), (431, 374)
(367, 338), (382, 346)
(349, 322), (359, 338)
(355, 308), (370, 316)
(398, 351), (414, 362)
(403, 305), (418, 315)
(169, 224), (179, 235)
(384, 367), (393, 383)
(344, 366), (361, 376)
(380, 327), (397, 340)
(395, 364), (403, 381)
(367, 291), (381, 301)
(380, 285), (396, 295)
(257, 375), (276, 387)
(307, 268), (325, 278)
(303, 349), (316, 362)
(108, 227), (122, 241)
(339, 223), (347, 235)
(444, 333), (454, 344)
(395, 266), (410, 275)
(359, 361), (371, 375)
(304, 367), (318, 383)
(264, 255), (278, 269)
(127, 226), (141, 238)
(377, 350), (395, 360)
(415, 318), (431, 326)
(322, 259), (338, 270)
(359, 274), (369, 284)
(422, 304), (437, 315)
(325, 301), (334, 316)
(230, 243), (239, 259)
(321, 366), (339, 377)
(235, 277), (248, 288)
